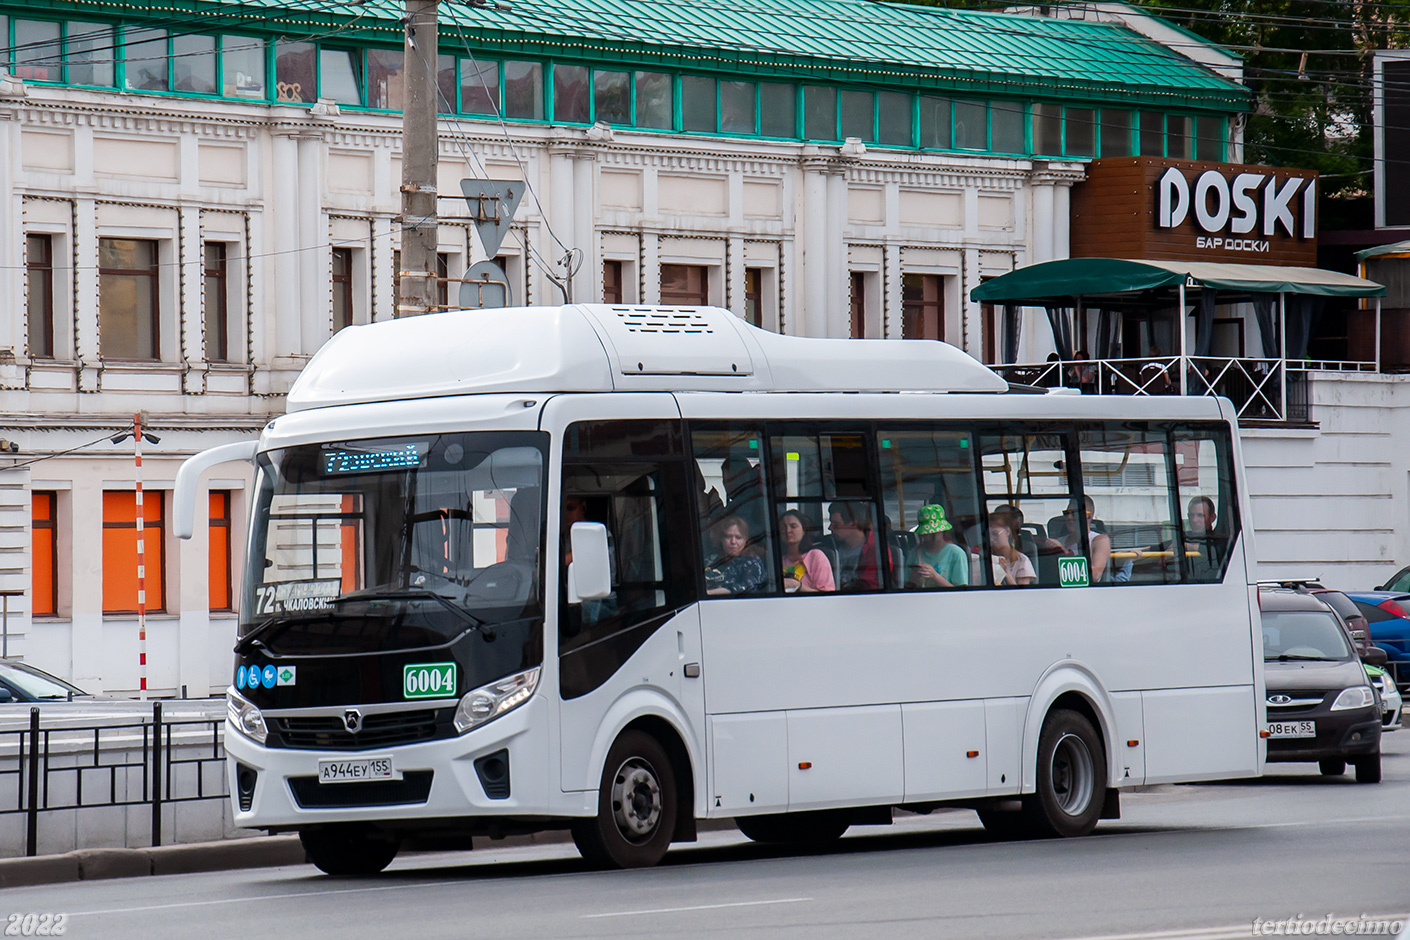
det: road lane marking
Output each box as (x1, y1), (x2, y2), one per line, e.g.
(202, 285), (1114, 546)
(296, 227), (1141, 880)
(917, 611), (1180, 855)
(583, 897), (813, 918)
(66, 879), (467, 917)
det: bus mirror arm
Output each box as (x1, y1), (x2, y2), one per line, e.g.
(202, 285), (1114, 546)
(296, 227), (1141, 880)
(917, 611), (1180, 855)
(173, 440), (259, 539)
(567, 522), (612, 603)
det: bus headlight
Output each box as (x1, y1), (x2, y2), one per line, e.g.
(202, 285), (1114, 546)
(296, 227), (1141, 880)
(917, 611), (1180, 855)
(1330, 686), (1375, 711)
(226, 688), (268, 745)
(454, 667), (540, 734)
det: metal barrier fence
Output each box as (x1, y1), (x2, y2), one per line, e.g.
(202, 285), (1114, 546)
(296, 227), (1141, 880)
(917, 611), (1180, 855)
(0, 704), (227, 856)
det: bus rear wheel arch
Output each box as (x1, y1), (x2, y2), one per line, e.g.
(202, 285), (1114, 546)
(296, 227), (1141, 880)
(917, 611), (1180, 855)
(572, 729), (679, 868)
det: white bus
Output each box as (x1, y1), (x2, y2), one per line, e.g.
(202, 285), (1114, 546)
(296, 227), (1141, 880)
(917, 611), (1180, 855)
(176, 304), (1264, 875)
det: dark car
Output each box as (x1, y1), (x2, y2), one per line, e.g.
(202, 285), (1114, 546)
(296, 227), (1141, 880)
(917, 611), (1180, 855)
(1308, 588), (1375, 657)
(0, 659), (88, 703)
(1260, 588), (1382, 783)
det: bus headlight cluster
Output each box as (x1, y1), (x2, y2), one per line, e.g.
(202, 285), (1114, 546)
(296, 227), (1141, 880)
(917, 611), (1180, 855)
(454, 667), (540, 734)
(226, 688), (268, 745)
(1330, 686), (1376, 711)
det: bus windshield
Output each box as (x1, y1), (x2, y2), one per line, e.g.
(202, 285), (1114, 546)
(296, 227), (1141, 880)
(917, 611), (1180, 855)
(242, 431), (546, 653)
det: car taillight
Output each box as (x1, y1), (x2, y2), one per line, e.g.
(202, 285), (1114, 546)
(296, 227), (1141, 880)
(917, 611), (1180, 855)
(1378, 599), (1409, 618)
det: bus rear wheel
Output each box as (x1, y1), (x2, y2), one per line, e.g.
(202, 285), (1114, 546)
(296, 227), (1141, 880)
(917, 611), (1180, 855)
(572, 730), (678, 869)
(300, 825), (400, 876)
(1023, 709), (1106, 839)
(735, 811), (850, 845)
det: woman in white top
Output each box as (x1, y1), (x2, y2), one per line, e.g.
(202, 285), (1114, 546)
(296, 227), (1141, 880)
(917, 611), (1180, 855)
(988, 506), (1036, 586)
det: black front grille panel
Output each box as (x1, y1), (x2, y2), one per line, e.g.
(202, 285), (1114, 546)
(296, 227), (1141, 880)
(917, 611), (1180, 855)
(288, 771), (434, 808)
(267, 709), (453, 750)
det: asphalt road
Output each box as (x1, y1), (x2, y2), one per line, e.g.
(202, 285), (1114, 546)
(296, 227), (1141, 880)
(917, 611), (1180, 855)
(5, 730), (1408, 940)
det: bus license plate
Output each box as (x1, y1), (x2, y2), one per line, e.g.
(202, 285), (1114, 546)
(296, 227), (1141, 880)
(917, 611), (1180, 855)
(318, 757), (400, 784)
(1266, 721), (1315, 739)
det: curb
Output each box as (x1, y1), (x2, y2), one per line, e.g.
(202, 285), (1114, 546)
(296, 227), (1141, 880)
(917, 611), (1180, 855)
(0, 836), (305, 888)
(0, 820), (740, 887)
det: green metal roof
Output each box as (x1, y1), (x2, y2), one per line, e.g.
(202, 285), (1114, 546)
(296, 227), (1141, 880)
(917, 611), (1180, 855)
(54, 0), (1250, 110)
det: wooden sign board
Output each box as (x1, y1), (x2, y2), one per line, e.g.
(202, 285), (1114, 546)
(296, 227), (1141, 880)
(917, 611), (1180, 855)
(1070, 157), (1318, 266)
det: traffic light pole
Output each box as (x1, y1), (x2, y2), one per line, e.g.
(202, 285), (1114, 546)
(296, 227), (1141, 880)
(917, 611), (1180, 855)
(398, 0), (440, 317)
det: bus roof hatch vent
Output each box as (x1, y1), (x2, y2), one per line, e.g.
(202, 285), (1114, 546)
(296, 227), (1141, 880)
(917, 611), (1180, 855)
(582, 305), (756, 379)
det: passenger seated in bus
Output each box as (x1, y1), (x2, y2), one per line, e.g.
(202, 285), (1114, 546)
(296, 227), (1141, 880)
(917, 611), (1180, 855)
(908, 504), (969, 589)
(704, 515), (767, 596)
(827, 501), (881, 591)
(1183, 495), (1225, 580)
(1040, 495), (1112, 581)
(778, 509), (835, 593)
(988, 506), (1037, 586)
(563, 494), (618, 625)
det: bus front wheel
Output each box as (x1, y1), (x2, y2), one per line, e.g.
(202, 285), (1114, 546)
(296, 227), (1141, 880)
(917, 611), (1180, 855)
(300, 825), (400, 875)
(572, 730), (678, 868)
(1023, 709), (1106, 838)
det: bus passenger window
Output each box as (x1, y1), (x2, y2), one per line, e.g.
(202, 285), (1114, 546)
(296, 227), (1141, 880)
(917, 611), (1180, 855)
(691, 427), (776, 596)
(1172, 426), (1239, 583)
(770, 427), (885, 592)
(1076, 427), (1181, 585)
(877, 429), (981, 590)
(978, 431), (1075, 587)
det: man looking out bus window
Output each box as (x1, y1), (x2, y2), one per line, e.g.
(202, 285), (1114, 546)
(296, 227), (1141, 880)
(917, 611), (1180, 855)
(1184, 496), (1223, 581)
(828, 501), (880, 591)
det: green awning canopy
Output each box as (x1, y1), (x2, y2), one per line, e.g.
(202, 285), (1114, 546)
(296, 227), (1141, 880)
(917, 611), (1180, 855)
(971, 258), (1385, 303)
(1355, 240), (1410, 261)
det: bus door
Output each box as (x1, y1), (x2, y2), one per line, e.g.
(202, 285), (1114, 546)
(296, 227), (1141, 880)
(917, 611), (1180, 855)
(543, 397), (703, 794)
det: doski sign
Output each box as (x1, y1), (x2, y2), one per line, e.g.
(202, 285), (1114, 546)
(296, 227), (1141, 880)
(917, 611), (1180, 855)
(1069, 157), (1319, 266)
(1155, 165), (1315, 251)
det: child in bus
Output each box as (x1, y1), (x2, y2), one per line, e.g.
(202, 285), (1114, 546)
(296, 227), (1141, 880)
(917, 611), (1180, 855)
(908, 504), (969, 589)
(988, 506), (1036, 586)
(705, 515), (767, 596)
(778, 509), (835, 593)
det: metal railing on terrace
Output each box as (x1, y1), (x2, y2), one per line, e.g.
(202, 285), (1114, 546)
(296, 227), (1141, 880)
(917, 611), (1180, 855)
(990, 354), (1364, 423)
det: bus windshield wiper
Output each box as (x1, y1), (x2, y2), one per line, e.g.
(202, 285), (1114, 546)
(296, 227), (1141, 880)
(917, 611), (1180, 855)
(330, 589), (496, 641)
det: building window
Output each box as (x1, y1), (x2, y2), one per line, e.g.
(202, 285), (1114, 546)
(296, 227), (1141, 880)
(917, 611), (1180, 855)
(366, 47), (404, 110)
(66, 22), (114, 86)
(636, 72), (673, 128)
(320, 47), (362, 105)
(203, 242), (229, 362)
(902, 274), (943, 340)
(98, 238), (160, 360)
(13, 19), (61, 83)
(1034, 103), (1062, 155)
(32, 493), (58, 618)
(877, 91), (911, 146)
(804, 85), (837, 140)
(102, 491), (165, 614)
(850, 272), (866, 339)
(122, 27), (169, 91)
(554, 64), (591, 123)
(991, 100), (1026, 153)
(461, 59), (499, 114)
(222, 36), (265, 98)
(1197, 116), (1226, 162)
(1139, 112), (1164, 157)
(26, 234), (55, 359)
(660, 264), (709, 306)
(1066, 107), (1096, 157)
(502, 60), (543, 119)
(744, 268), (763, 327)
(721, 80), (757, 135)
(436, 252), (450, 311)
(760, 83), (797, 138)
(681, 75), (717, 132)
(603, 260), (624, 304)
(209, 492), (232, 612)
(274, 40), (316, 103)
(172, 34), (217, 94)
(954, 100), (987, 150)
(332, 247), (354, 331)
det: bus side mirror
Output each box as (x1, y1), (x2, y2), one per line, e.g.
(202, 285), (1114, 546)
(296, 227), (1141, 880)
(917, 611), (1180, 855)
(567, 522), (611, 603)
(1362, 646), (1389, 667)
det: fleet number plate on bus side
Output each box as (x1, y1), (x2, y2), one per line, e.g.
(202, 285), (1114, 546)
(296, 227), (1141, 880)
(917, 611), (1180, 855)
(1266, 721), (1316, 739)
(318, 758), (400, 784)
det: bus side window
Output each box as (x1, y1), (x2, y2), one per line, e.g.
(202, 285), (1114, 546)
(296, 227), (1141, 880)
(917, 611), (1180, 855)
(1172, 425), (1239, 583)
(977, 430), (1075, 587)
(691, 427), (776, 597)
(877, 428), (981, 591)
(770, 425), (884, 593)
(1076, 426), (1181, 586)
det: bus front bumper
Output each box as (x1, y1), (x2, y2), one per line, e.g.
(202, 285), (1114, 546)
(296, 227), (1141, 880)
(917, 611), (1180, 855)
(224, 695), (558, 831)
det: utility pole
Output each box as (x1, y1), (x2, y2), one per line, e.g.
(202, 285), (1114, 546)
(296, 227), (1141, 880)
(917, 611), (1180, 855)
(398, 0), (440, 316)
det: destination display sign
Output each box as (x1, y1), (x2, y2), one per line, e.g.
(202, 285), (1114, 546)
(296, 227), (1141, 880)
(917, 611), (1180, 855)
(1070, 157), (1319, 266)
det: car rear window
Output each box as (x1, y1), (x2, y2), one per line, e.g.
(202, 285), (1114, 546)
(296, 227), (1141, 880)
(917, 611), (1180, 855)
(1261, 610), (1353, 661)
(1316, 591), (1360, 619)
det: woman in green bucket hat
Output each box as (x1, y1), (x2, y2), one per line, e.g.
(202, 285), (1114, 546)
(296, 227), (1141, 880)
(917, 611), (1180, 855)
(909, 504), (969, 589)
